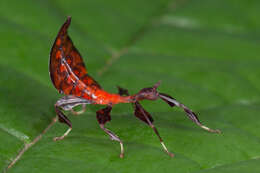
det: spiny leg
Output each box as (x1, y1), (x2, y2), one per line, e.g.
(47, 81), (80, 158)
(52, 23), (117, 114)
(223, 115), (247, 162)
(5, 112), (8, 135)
(53, 105), (72, 141)
(96, 106), (124, 158)
(118, 86), (173, 157)
(100, 124), (124, 158)
(159, 93), (221, 133)
(134, 102), (174, 157)
(54, 95), (92, 141)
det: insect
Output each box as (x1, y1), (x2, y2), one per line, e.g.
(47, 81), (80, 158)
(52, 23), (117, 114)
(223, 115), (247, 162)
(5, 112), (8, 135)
(49, 17), (221, 158)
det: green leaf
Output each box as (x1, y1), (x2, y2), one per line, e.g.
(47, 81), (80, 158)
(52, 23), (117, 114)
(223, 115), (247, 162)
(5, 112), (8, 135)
(1, 0), (260, 172)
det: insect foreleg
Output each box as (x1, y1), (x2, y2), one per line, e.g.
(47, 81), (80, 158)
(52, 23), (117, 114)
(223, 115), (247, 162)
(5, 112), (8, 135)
(118, 86), (173, 157)
(159, 93), (221, 133)
(134, 102), (174, 157)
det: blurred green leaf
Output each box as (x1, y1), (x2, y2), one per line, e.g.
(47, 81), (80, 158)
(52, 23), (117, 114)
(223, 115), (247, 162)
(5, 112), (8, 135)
(1, 0), (260, 172)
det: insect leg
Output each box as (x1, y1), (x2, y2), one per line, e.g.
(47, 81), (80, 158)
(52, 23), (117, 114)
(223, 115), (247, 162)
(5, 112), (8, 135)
(134, 102), (174, 157)
(96, 106), (124, 158)
(54, 96), (92, 141)
(53, 105), (72, 141)
(159, 93), (221, 133)
(118, 86), (173, 157)
(71, 104), (86, 115)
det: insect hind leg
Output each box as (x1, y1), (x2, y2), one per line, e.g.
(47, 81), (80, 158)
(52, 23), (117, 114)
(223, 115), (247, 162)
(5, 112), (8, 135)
(53, 127), (72, 141)
(53, 95), (92, 141)
(71, 104), (86, 115)
(53, 104), (72, 141)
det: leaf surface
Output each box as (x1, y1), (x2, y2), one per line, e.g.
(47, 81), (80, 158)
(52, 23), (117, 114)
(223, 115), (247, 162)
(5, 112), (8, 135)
(1, 0), (260, 172)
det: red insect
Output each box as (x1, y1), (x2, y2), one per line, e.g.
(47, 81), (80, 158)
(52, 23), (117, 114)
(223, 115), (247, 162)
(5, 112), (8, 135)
(49, 17), (221, 158)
